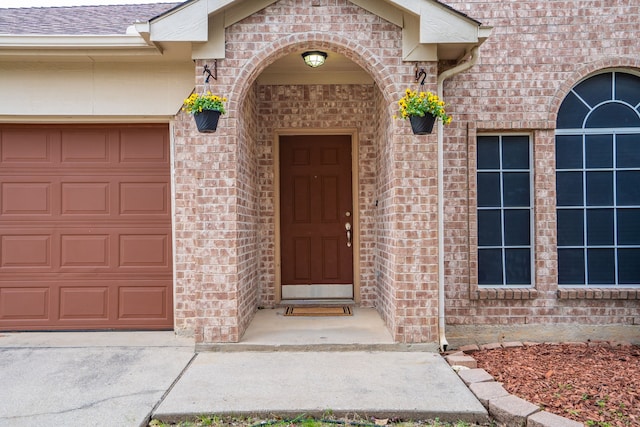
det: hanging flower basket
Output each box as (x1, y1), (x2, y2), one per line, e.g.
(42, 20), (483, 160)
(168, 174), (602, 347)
(193, 110), (221, 133)
(409, 114), (436, 135)
(395, 89), (452, 135)
(182, 91), (227, 133)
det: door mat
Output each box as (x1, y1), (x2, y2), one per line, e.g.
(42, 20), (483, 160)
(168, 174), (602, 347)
(284, 306), (353, 316)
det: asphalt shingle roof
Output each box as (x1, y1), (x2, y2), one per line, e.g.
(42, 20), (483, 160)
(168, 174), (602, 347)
(0, 3), (181, 35)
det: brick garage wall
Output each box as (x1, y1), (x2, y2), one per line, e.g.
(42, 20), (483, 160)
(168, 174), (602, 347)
(172, 113), (199, 337)
(171, 0), (450, 343)
(439, 0), (640, 343)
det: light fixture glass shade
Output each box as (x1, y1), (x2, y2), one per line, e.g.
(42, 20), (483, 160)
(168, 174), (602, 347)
(302, 51), (327, 68)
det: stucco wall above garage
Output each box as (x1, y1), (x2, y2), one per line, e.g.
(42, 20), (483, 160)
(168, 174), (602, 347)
(0, 3), (193, 119)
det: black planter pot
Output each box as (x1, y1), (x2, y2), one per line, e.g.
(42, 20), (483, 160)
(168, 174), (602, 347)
(409, 114), (436, 135)
(193, 110), (221, 133)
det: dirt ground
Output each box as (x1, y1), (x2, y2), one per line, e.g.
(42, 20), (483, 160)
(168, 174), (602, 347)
(470, 343), (640, 427)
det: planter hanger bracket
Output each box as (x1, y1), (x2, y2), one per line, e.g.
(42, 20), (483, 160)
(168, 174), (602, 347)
(415, 66), (427, 87)
(204, 60), (217, 82)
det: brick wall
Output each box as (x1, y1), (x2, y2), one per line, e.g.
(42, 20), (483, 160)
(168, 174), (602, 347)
(440, 0), (640, 341)
(171, 0), (639, 345)
(172, 0), (444, 343)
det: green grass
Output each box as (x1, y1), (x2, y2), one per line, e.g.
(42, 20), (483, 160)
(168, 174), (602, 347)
(148, 415), (489, 427)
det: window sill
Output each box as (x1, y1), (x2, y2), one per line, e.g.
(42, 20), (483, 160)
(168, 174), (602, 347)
(557, 288), (639, 300)
(472, 288), (538, 300)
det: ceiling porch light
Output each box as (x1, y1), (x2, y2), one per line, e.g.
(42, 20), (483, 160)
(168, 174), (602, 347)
(302, 51), (327, 68)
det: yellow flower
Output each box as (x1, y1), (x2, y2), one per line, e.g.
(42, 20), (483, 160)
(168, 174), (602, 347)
(395, 88), (452, 125)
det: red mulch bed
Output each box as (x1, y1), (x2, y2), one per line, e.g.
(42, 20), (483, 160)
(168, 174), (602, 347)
(470, 343), (640, 426)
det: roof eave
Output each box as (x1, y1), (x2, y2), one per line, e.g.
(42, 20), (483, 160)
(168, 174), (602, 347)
(0, 34), (162, 57)
(146, 0), (491, 61)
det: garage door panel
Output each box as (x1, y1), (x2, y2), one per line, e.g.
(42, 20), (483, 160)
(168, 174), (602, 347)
(0, 287), (49, 320)
(119, 285), (169, 319)
(60, 235), (110, 268)
(61, 182), (110, 215)
(2, 182), (52, 215)
(120, 128), (169, 164)
(60, 130), (110, 163)
(1, 235), (51, 268)
(0, 124), (172, 331)
(120, 181), (169, 215)
(1, 129), (52, 164)
(59, 286), (109, 320)
(119, 233), (170, 268)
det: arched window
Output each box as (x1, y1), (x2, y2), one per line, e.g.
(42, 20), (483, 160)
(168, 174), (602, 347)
(556, 71), (640, 287)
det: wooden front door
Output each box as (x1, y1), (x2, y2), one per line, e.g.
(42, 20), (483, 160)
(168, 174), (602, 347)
(279, 135), (353, 300)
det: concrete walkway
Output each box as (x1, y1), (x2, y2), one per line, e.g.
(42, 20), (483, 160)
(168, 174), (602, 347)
(0, 308), (488, 427)
(154, 351), (487, 424)
(0, 332), (194, 427)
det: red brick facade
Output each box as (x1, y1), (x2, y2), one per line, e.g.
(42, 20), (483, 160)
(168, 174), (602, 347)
(170, 0), (640, 345)
(440, 0), (640, 344)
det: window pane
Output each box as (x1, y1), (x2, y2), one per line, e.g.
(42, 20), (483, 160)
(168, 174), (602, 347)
(585, 134), (613, 168)
(618, 249), (640, 284)
(617, 209), (640, 245)
(558, 249), (585, 284)
(478, 249), (503, 285)
(616, 171), (640, 206)
(477, 172), (501, 207)
(505, 248), (531, 285)
(614, 72), (640, 105)
(557, 172), (583, 206)
(502, 136), (529, 169)
(557, 209), (584, 246)
(477, 136), (500, 170)
(504, 209), (530, 246)
(586, 171), (613, 206)
(478, 210), (502, 246)
(503, 172), (530, 207)
(556, 135), (583, 169)
(585, 103), (640, 128)
(587, 248), (615, 284)
(574, 72), (612, 107)
(586, 209), (614, 245)
(557, 91), (590, 129)
(616, 134), (640, 169)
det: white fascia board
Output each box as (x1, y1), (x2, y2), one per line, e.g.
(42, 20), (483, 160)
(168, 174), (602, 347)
(0, 34), (154, 49)
(149, 0), (241, 42)
(0, 34), (161, 57)
(419, 3), (479, 44)
(150, 0), (210, 41)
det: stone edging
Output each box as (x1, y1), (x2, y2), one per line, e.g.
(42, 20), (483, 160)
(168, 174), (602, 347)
(444, 341), (602, 427)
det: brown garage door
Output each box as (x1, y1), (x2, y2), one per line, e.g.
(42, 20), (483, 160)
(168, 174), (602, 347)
(0, 124), (173, 330)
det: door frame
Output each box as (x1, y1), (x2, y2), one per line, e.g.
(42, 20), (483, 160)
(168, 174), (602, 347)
(274, 128), (360, 303)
